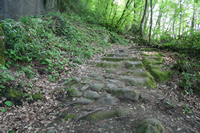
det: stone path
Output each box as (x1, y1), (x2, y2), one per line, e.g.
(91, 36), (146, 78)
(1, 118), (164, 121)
(41, 46), (198, 133)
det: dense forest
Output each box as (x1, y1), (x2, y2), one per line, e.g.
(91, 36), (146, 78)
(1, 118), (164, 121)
(0, 0), (199, 132)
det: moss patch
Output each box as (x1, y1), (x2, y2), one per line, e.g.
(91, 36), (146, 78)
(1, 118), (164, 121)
(7, 89), (22, 101)
(105, 69), (116, 73)
(136, 118), (165, 133)
(0, 25), (5, 66)
(150, 69), (171, 82)
(138, 48), (159, 52)
(33, 93), (42, 100)
(88, 108), (132, 122)
(96, 62), (121, 68)
(125, 61), (144, 69)
(65, 113), (77, 121)
(102, 57), (126, 62)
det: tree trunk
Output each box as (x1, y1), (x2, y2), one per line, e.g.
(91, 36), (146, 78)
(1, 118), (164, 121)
(191, 4), (195, 33)
(148, 0), (153, 45)
(115, 0), (132, 29)
(140, 0), (148, 39)
(179, 0), (182, 36)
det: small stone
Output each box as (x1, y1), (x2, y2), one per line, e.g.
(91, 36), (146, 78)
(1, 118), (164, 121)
(104, 74), (115, 79)
(88, 72), (98, 77)
(76, 97), (94, 104)
(46, 129), (57, 133)
(80, 84), (90, 91)
(108, 87), (140, 101)
(67, 86), (82, 97)
(97, 94), (119, 105)
(91, 83), (104, 91)
(74, 77), (81, 82)
(82, 77), (91, 84)
(95, 76), (105, 81)
(84, 90), (100, 99)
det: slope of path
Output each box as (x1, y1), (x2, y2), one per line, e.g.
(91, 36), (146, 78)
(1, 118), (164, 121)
(40, 46), (198, 133)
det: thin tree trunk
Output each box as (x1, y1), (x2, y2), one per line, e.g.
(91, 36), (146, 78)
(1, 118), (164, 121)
(140, 0), (148, 38)
(148, 0), (153, 45)
(179, 0), (182, 36)
(115, 0), (131, 29)
(191, 4), (195, 33)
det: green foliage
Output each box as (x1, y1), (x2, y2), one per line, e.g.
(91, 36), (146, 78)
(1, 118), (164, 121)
(0, 65), (15, 97)
(172, 56), (200, 95)
(5, 101), (12, 107)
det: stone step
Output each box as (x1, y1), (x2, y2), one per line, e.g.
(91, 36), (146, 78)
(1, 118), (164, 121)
(96, 61), (122, 68)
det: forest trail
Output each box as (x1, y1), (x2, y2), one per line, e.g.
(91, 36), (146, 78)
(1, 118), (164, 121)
(40, 45), (199, 133)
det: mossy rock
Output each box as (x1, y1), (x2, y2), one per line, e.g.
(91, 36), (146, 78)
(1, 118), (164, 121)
(33, 93), (42, 101)
(150, 69), (171, 82)
(102, 57), (126, 62)
(67, 86), (83, 97)
(0, 25), (5, 66)
(125, 61), (144, 69)
(105, 69), (116, 74)
(138, 48), (159, 52)
(65, 113), (77, 121)
(141, 52), (162, 57)
(88, 108), (132, 122)
(7, 89), (22, 101)
(107, 87), (140, 101)
(104, 53), (129, 57)
(128, 57), (139, 61)
(96, 62), (121, 68)
(120, 76), (156, 89)
(136, 118), (165, 133)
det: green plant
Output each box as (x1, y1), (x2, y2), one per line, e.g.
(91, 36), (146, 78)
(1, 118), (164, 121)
(20, 66), (35, 78)
(5, 101), (12, 107)
(0, 65), (15, 97)
(183, 105), (193, 114)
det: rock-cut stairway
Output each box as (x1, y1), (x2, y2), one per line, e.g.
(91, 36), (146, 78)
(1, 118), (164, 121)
(42, 47), (184, 133)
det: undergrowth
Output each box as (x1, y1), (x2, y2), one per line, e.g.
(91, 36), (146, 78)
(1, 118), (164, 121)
(0, 11), (129, 105)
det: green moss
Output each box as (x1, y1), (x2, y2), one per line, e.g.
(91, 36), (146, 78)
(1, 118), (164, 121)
(138, 48), (159, 52)
(125, 61), (144, 69)
(145, 76), (157, 89)
(88, 108), (132, 122)
(96, 62), (121, 68)
(7, 89), (22, 101)
(0, 25), (5, 66)
(136, 118), (165, 133)
(141, 52), (162, 57)
(128, 57), (139, 61)
(65, 113), (77, 121)
(105, 69), (116, 74)
(33, 93), (42, 100)
(102, 57), (126, 62)
(150, 69), (171, 82)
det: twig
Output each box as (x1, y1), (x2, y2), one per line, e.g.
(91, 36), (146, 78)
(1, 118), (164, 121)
(75, 107), (106, 122)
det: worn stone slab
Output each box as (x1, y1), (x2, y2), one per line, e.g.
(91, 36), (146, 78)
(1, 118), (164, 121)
(67, 86), (82, 97)
(87, 108), (132, 122)
(102, 57), (126, 62)
(105, 53), (129, 57)
(120, 76), (156, 89)
(96, 62), (121, 68)
(125, 61), (144, 69)
(80, 84), (90, 91)
(97, 94), (119, 105)
(106, 87), (140, 101)
(91, 83), (104, 92)
(83, 90), (100, 99)
(76, 97), (94, 104)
